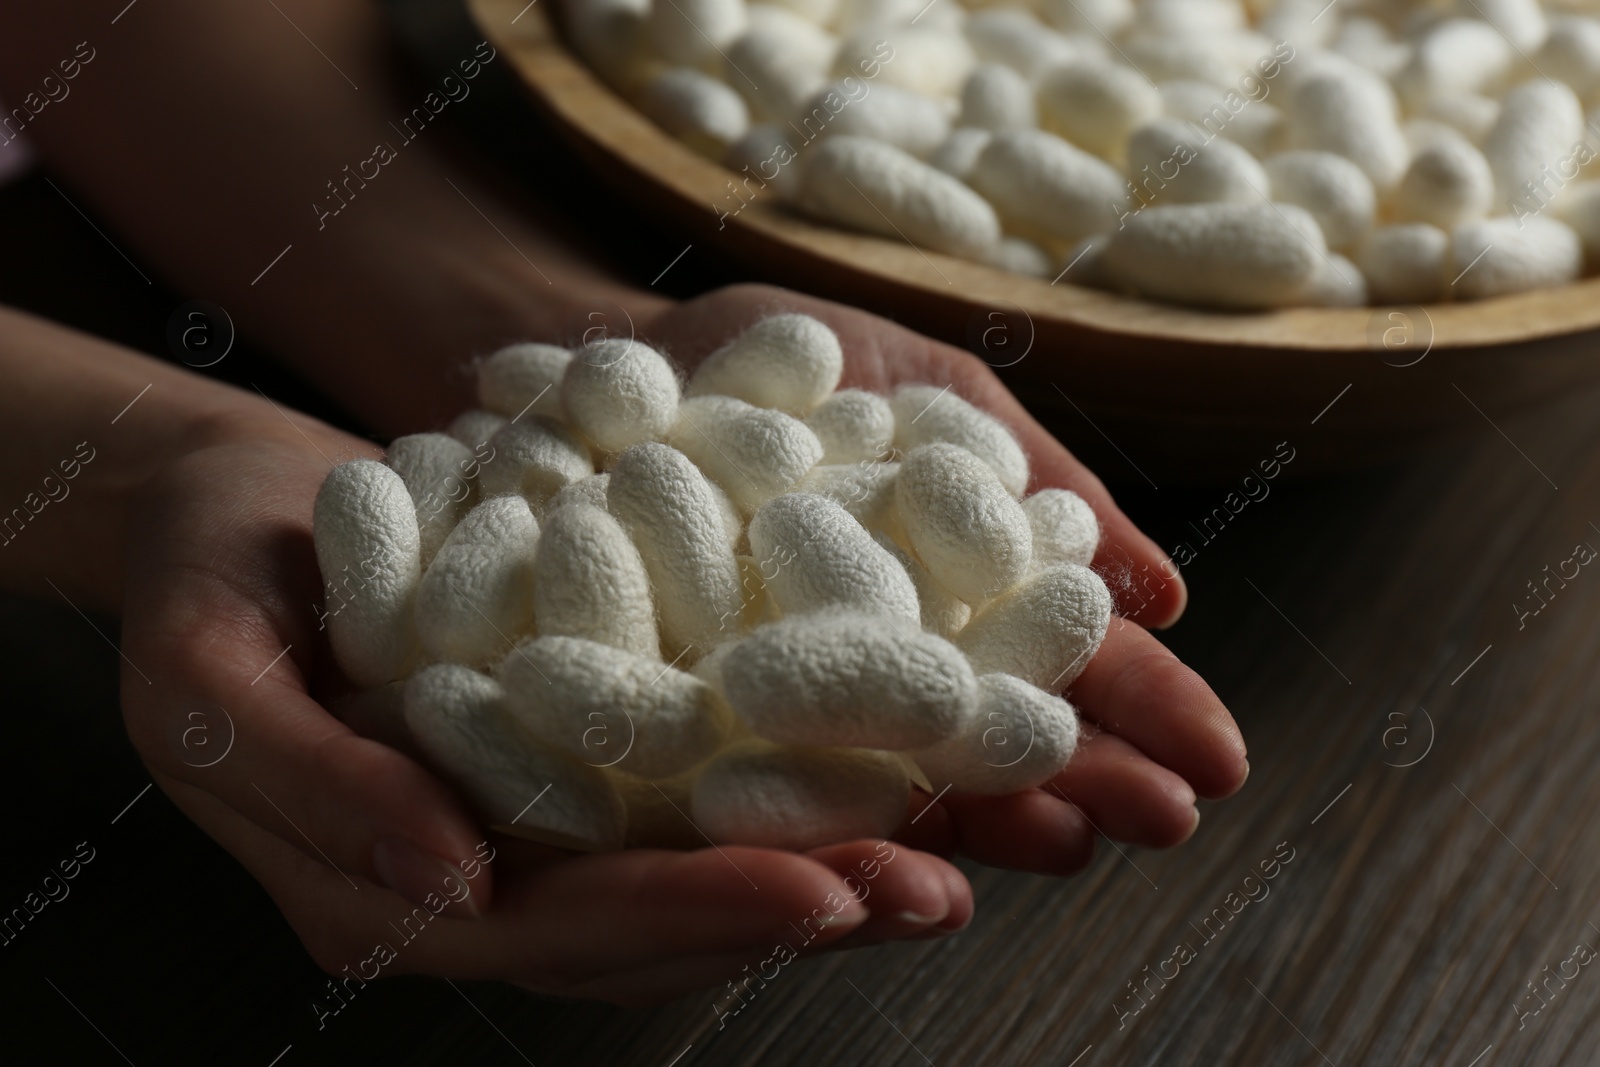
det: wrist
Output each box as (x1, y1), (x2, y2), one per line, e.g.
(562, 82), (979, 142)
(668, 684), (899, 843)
(260, 169), (675, 439)
(7, 385), (372, 615)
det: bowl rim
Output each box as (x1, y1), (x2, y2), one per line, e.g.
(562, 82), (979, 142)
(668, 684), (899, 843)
(470, 0), (1600, 354)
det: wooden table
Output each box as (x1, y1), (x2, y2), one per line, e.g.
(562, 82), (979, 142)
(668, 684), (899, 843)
(4, 15), (1600, 1062)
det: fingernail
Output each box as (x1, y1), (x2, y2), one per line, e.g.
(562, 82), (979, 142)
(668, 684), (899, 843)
(909, 910), (968, 939)
(373, 838), (482, 918)
(818, 905), (870, 928)
(1153, 570), (1188, 631)
(894, 909), (947, 926)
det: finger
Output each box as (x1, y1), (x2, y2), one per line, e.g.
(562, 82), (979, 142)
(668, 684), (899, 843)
(1048, 733), (1199, 848)
(471, 847), (872, 981)
(353, 846), (871, 987)
(640, 286), (1187, 628)
(171, 777), (874, 988)
(550, 843), (976, 1004)
(805, 297), (1188, 629)
(873, 338), (1187, 630)
(936, 346), (1187, 630)
(1069, 621), (1249, 800)
(121, 443), (492, 915)
(805, 840), (970, 942)
(976, 391), (1187, 630)
(924, 853), (974, 933)
(155, 768), (483, 978)
(940, 789), (1096, 876)
(891, 790), (958, 859)
(561, 844), (978, 1005)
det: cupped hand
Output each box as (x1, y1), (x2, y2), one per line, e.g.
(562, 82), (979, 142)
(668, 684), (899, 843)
(643, 284), (1249, 877)
(117, 415), (973, 1008)
(117, 284), (1246, 1007)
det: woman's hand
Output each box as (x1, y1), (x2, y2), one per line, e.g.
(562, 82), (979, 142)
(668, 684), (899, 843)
(116, 416), (973, 1007)
(116, 285), (1246, 1006)
(644, 284), (1250, 876)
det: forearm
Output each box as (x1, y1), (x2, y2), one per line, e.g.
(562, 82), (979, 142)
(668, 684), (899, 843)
(0, 305), (360, 612)
(0, 0), (670, 437)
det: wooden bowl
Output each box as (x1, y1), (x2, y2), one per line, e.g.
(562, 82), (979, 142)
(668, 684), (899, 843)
(467, 0), (1600, 482)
